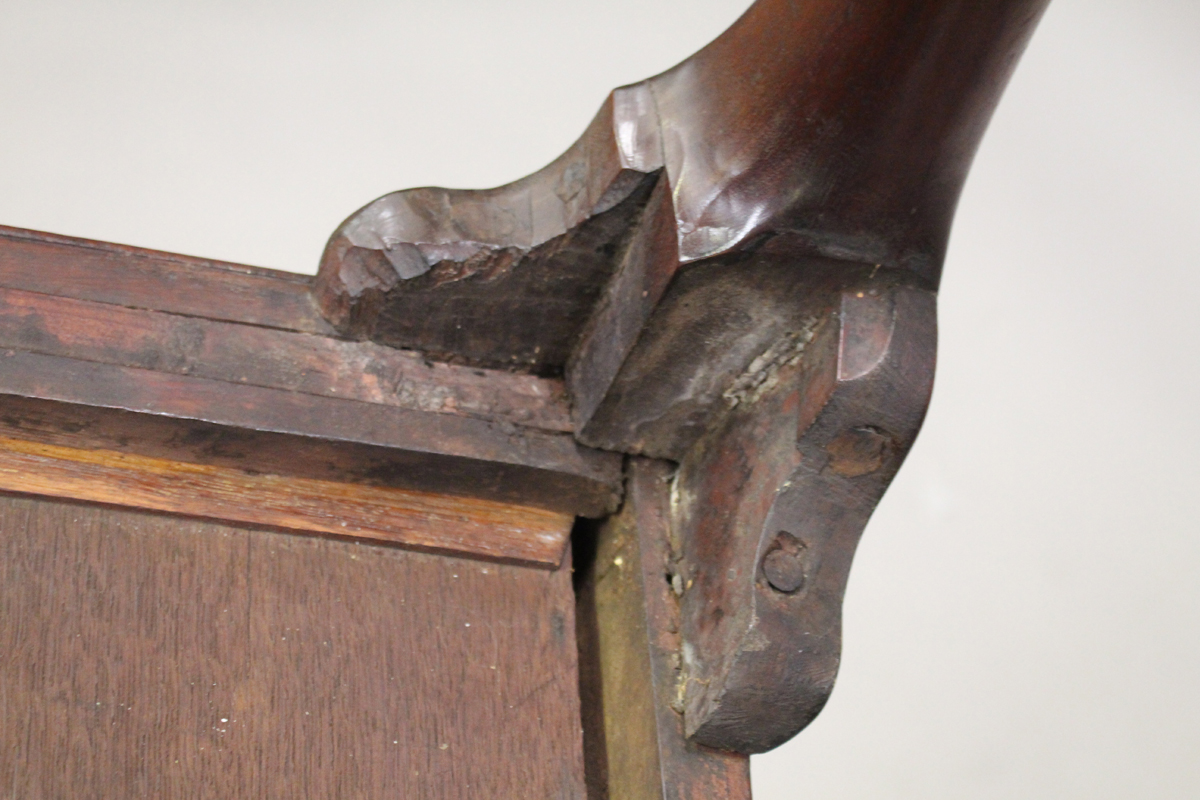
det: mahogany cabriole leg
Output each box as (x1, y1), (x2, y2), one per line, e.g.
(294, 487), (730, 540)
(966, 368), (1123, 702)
(312, 0), (1050, 768)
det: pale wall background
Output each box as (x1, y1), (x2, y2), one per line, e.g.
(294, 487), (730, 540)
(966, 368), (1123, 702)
(2, 1), (1197, 797)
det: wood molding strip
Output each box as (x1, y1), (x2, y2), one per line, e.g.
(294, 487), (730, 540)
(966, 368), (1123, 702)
(0, 350), (622, 517)
(0, 434), (572, 567)
(0, 230), (619, 515)
(0, 284), (573, 434)
(0, 225), (333, 335)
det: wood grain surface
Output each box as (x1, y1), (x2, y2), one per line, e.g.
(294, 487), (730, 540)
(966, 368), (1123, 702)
(575, 459), (750, 799)
(0, 225), (333, 335)
(0, 394), (611, 524)
(0, 0), (1052, 773)
(0, 434), (572, 567)
(0, 347), (621, 520)
(0, 493), (586, 798)
(312, 0), (1049, 754)
(0, 284), (572, 433)
(0, 227), (622, 518)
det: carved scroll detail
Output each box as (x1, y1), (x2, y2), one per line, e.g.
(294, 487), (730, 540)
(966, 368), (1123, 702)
(313, 0), (1048, 757)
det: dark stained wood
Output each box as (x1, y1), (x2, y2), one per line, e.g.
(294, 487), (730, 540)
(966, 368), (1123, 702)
(0, 283), (572, 433)
(0, 347), (619, 515)
(575, 251), (876, 459)
(315, 0), (1048, 380)
(0, 493), (586, 798)
(313, 0), (1050, 757)
(0, 225), (333, 335)
(0, 350), (620, 517)
(0, 393), (605, 520)
(570, 0), (1048, 450)
(0, 0), (1052, 783)
(567, 178), (680, 431)
(0, 394), (609, 528)
(314, 105), (662, 374)
(0, 227), (619, 515)
(576, 458), (751, 799)
(0, 266), (623, 516)
(640, 0), (1048, 280)
(0, 433), (572, 567)
(673, 280), (936, 751)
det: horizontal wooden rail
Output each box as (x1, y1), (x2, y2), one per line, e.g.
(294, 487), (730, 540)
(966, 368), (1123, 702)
(0, 227), (623, 518)
(0, 285), (572, 433)
(0, 225), (334, 334)
(0, 434), (572, 567)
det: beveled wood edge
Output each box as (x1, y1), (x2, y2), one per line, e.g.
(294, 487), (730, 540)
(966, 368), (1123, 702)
(0, 224), (330, 334)
(0, 224), (309, 281)
(0, 353), (623, 518)
(0, 433), (572, 567)
(1, 0), (1053, 765)
(0, 283), (574, 434)
(0, 227), (622, 517)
